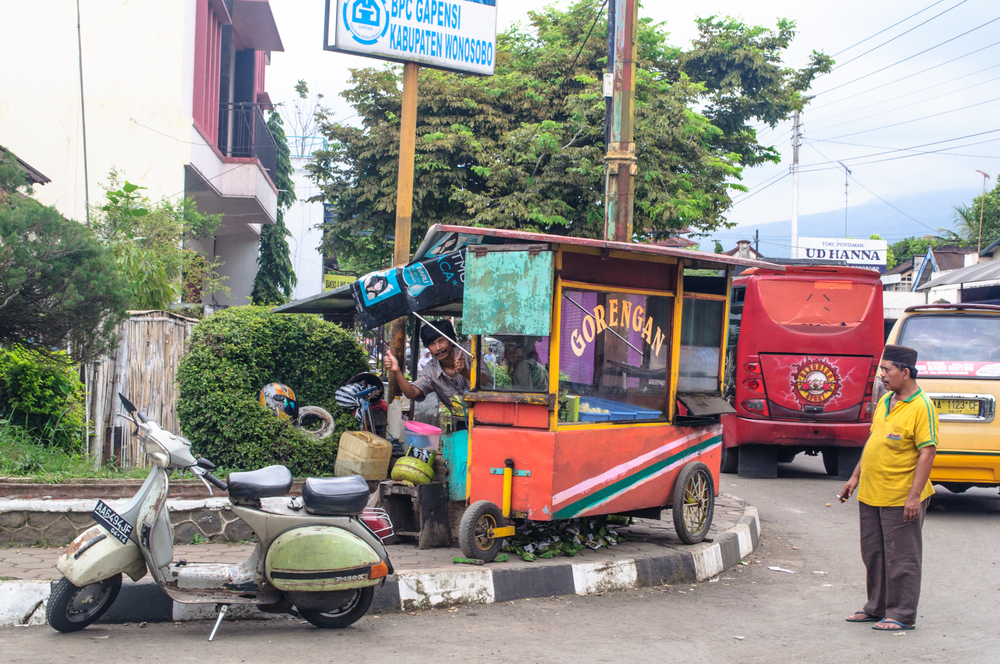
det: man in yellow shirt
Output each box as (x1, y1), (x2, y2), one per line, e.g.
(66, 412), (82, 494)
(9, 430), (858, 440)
(839, 344), (937, 632)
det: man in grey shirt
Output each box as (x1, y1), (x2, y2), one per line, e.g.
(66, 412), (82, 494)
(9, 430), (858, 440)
(383, 320), (491, 410)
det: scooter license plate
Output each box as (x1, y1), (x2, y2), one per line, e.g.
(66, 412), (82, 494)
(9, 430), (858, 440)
(92, 500), (134, 545)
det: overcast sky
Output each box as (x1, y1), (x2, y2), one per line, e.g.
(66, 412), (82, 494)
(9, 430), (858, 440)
(268, 1), (1000, 250)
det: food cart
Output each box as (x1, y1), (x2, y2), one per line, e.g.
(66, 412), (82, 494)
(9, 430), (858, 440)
(275, 224), (779, 561)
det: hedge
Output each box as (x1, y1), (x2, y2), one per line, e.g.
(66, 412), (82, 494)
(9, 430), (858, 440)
(176, 306), (368, 477)
(0, 347), (87, 451)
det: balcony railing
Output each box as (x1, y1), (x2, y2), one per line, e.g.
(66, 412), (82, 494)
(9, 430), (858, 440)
(218, 102), (277, 184)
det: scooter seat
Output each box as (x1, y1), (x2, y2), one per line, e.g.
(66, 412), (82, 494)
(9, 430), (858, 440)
(228, 465), (293, 501)
(302, 475), (370, 515)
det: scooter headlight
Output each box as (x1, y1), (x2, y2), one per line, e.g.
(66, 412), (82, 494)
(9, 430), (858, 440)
(144, 438), (171, 468)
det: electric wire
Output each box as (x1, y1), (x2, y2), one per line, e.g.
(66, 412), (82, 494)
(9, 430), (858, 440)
(808, 40), (1000, 113)
(815, 95), (1000, 140)
(806, 70), (1000, 132)
(832, 0), (971, 70)
(830, 0), (949, 57)
(815, 18), (1000, 97)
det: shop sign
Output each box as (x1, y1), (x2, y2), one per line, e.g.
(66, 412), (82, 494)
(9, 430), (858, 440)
(324, 0), (497, 76)
(797, 237), (887, 273)
(567, 295), (667, 358)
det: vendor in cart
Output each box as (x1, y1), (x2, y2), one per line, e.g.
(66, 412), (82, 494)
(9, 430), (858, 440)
(383, 320), (491, 419)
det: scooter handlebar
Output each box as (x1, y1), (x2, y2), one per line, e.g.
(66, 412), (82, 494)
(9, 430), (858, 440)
(203, 473), (228, 491)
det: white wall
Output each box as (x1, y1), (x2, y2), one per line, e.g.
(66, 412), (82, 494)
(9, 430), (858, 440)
(883, 291), (927, 320)
(285, 157), (326, 301)
(212, 232), (261, 307)
(0, 1), (195, 222)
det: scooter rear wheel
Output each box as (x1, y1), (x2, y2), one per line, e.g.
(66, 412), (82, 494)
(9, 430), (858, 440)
(298, 586), (374, 629)
(47, 574), (122, 632)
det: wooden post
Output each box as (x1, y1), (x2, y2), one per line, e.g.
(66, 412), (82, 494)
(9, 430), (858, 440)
(603, 0), (637, 243)
(388, 62), (419, 399)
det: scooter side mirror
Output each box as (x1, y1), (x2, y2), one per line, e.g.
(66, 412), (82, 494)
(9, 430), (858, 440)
(118, 393), (138, 414)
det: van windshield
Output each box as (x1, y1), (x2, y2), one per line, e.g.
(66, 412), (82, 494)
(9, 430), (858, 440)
(898, 314), (1000, 378)
(757, 278), (875, 329)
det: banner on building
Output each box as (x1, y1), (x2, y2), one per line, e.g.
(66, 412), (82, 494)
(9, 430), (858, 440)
(324, 273), (357, 291)
(350, 248), (466, 328)
(324, 0), (497, 75)
(798, 237), (888, 273)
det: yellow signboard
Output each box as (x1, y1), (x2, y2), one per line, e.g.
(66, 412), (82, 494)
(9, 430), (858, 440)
(324, 273), (357, 291)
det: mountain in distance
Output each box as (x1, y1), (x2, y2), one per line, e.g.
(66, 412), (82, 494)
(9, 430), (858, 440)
(703, 188), (973, 258)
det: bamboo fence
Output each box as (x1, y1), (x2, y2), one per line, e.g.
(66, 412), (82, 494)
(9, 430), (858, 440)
(83, 310), (198, 469)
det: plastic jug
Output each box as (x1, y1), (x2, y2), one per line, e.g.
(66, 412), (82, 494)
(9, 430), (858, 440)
(334, 431), (392, 480)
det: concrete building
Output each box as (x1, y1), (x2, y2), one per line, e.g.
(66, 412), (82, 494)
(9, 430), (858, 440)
(0, 0), (284, 309)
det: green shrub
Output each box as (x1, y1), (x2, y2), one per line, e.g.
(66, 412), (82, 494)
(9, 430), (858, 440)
(0, 347), (87, 451)
(176, 306), (369, 477)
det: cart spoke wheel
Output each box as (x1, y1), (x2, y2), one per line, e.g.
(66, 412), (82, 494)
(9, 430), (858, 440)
(672, 462), (715, 544)
(459, 501), (506, 561)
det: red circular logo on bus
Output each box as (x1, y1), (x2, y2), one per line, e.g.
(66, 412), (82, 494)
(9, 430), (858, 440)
(793, 361), (839, 404)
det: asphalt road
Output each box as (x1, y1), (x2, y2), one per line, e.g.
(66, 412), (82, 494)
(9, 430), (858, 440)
(4, 455), (998, 664)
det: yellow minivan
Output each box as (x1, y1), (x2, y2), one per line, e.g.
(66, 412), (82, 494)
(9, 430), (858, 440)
(887, 304), (1000, 493)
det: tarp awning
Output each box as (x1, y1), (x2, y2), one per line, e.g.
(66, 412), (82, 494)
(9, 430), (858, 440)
(273, 224), (785, 322)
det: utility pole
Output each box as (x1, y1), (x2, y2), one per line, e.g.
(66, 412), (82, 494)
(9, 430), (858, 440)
(387, 62), (419, 400)
(790, 109), (800, 258)
(977, 170), (991, 256)
(76, 0), (90, 227)
(838, 161), (851, 237)
(603, 0), (637, 243)
(754, 229), (759, 255)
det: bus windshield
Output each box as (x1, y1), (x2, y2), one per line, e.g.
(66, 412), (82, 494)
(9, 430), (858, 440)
(757, 279), (875, 329)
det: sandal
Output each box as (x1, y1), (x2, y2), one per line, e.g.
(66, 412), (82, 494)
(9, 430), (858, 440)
(873, 618), (915, 631)
(846, 610), (879, 623)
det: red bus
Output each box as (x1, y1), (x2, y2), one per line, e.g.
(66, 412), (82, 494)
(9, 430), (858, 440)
(721, 265), (884, 479)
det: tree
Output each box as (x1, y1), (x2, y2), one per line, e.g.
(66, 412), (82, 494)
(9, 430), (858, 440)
(308, 1), (830, 273)
(0, 198), (129, 363)
(952, 181), (1000, 249)
(91, 171), (226, 311)
(251, 111), (298, 305)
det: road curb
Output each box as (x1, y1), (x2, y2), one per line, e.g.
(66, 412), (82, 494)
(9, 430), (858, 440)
(0, 505), (760, 626)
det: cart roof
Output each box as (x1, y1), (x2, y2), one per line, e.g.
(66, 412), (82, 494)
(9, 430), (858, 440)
(274, 225), (783, 317)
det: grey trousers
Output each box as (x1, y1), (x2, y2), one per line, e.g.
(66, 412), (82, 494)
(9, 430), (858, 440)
(858, 499), (929, 626)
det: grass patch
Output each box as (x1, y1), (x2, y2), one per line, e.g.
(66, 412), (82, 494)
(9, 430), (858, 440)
(0, 422), (150, 483)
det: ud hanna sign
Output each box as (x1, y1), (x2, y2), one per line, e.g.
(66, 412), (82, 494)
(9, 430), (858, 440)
(324, 0), (497, 75)
(798, 237), (888, 273)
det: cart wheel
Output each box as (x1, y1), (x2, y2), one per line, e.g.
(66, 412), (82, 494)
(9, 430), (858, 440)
(459, 501), (506, 561)
(672, 462), (715, 544)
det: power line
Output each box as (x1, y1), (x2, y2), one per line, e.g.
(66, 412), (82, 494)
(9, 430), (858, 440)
(730, 172), (790, 206)
(816, 17), (1000, 97)
(832, 0), (971, 70)
(816, 95), (1000, 140)
(831, 0), (948, 57)
(806, 69), (1000, 131)
(809, 128), (1000, 153)
(808, 40), (1000, 113)
(803, 141), (943, 234)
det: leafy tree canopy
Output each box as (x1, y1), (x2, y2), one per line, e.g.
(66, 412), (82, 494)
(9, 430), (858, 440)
(952, 180), (1000, 250)
(91, 170), (226, 311)
(308, 1), (831, 273)
(0, 197), (130, 363)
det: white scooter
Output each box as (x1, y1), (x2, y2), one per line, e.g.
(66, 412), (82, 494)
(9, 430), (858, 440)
(48, 395), (393, 637)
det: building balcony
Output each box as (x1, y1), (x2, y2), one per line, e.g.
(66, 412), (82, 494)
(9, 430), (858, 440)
(185, 102), (278, 236)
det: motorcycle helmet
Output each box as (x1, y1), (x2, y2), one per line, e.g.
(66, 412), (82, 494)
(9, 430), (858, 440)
(259, 383), (299, 422)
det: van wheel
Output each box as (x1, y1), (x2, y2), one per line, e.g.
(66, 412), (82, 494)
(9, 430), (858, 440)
(46, 574), (121, 633)
(720, 445), (739, 474)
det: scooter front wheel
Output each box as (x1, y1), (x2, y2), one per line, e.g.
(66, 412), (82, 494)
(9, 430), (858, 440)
(47, 574), (122, 632)
(298, 586), (374, 629)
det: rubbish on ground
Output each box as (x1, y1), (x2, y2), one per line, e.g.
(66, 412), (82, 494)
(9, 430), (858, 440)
(812, 571), (827, 574)
(733, 636), (745, 640)
(501, 517), (627, 561)
(453, 557), (485, 565)
(494, 554), (509, 563)
(768, 566), (795, 573)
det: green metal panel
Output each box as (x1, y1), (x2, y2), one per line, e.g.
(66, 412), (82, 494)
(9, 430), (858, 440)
(463, 251), (553, 336)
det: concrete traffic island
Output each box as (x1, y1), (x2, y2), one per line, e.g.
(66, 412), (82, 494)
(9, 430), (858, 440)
(0, 494), (759, 626)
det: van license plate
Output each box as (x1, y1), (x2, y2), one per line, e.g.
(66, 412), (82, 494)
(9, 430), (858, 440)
(933, 399), (979, 416)
(92, 500), (134, 545)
